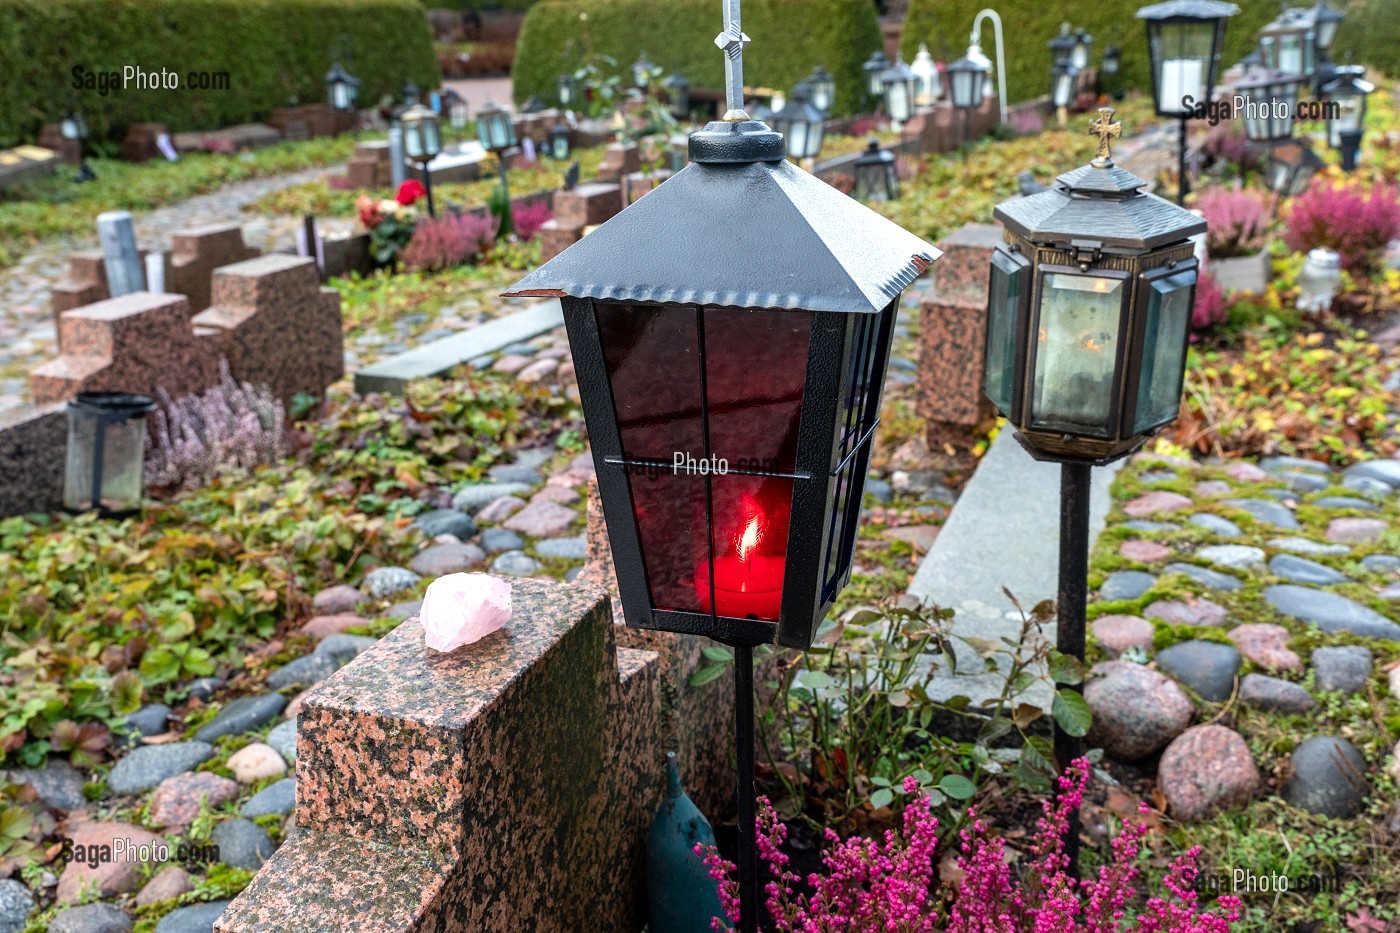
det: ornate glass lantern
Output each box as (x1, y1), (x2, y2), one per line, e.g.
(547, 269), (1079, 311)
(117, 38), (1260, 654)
(1321, 65), (1372, 150)
(984, 108), (1204, 465)
(64, 392), (156, 516)
(807, 65), (836, 113)
(1049, 24), (1077, 69)
(1310, 0), (1344, 56)
(864, 50), (890, 97)
(946, 54), (989, 111)
(1235, 69), (1301, 144)
(633, 52), (656, 88)
(1297, 247), (1342, 312)
(1258, 8), (1315, 79)
(441, 89), (468, 130)
(549, 123), (571, 160)
(557, 73), (580, 108)
(910, 44), (940, 108)
(1103, 45), (1121, 75)
(880, 57), (918, 127)
(853, 138), (899, 202)
(475, 101), (517, 152)
(770, 83), (825, 160)
(664, 73), (691, 119)
(1264, 139), (1324, 196)
(325, 63), (360, 112)
(400, 104), (442, 216)
(1072, 28), (1094, 71)
(1139, 0), (1236, 117)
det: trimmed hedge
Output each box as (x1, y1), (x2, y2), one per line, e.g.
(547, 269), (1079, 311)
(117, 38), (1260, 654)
(513, 0), (882, 119)
(0, 0), (438, 147)
(901, 0), (1395, 108)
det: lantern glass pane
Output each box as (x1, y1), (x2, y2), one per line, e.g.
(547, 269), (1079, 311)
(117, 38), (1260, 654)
(984, 248), (1027, 415)
(331, 83), (349, 110)
(1134, 268), (1196, 434)
(1279, 34), (1304, 75)
(949, 69), (978, 108)
(885, 80), (911, 122)
(404, 123), (424, 160)
(1053, 72), (1074, 107)
(1316, 19), (1339, 51)
(1328, 91), (1363, 146)
(424, 120), (441, 157)
(1150, 20), (1216, 115)
(1030, 272), (1125, 436)
(63, 410), (148, 513)
(785, 120), (809, 160)
(552, 134), (570, 160)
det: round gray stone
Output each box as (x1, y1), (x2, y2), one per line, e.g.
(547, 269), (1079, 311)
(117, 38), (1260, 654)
(212, 818), (275, 869)
(487, 464), (543, 486)
(1282, 736), (1369, 817)
(1277, 471), (1331, 493)
(1268, 537), (1351, 557)
(1260, 487), (1298, 502)
(1343, 459), (1400, 488)
(479, 528), (525, 553)
(1086, 662), (1194, 761)
(116, 703), (171, 747)
(241, 778), (296, 818)
(500, 341), (538, 356)
(1187, 513), (1242, 538)
(1263, 585), (1400, 640)
(410, 508), (478, 541)
(1197, 544), (1266, 570)
(1311, 645), (1373, 694)
(194, 694), (288, 743)
(1163, 562), (1243, 592)
(864, 477), (892, 503)
(266, 719), (297, 765)
(1156, 640), (1242, 702)
(1238, 673), (1315, 713)
(1262, 455), (1333, 475)
(108, 741), (216, 795)
(13, 758), (86, 810)
(492, 550), (542, 576)
(1222, 498), (1299, 530)
(1268, 554), (1349, 586)
(186, 677), (222, 702)
(1139, 469), (1179, 483)
(314, 634), (377, 665)
(49, 902), (131, 933)
(1362, 554), (1400, 575)
(1121, 520), (1177, 533)
(0, 879), (34, 933)
(1311, 496), (1378, 512)
(385, 599), (423, 621)
(564, 565), (584, 583)
(535, 536), (588, 560)
(408, 541), (486, 577)
(451, 483), (532, 514)
(363, 566), (421, 599)
(1341, 474), (1393, 498)
(265, 653), (338, 690)
(154, 901), (232, 933)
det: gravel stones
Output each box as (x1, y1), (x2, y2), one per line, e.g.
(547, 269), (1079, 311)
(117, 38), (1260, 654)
(1144, 597), (1228, 627)
(1193, 480), (1232, 499)
(475, 496), (526, 523)
(1222, 498), (1298, 529)
(1085, 662), (1193, 760)
(108, 742), (215, 795)
(1188, 513), (1243, 538)
(1121, 520), (1176, 533)
(49, 903), (131, 933)
(1268, 536), (1350, 557)
(1282, 736), (1369, 817)
(410, 508), (478, 541)
(154, 900), (232, 933)
(266, 719), (297, 764)
(212, 818), (275, 869)
(1124, 491), (1193, 516)
(534, 536), (588, 560)
(408, 542), (486, 577)
(1120, 540), (1171, 562)
(1100, 570), (1156, 601)
(1238, 674), (1315, 713)
(1311, 646), (1373, 694)
(1158, 725), (1260, 821)
(1362, 554), (1400, 574)
(1268, 553), (1349, 585)
(1277, 471), (1330, 494)
(116, 704), (171, 746)
(310, 585), (365, 615)
(265, 653), (338, 690)
(1263, 585), (1400, 640)
(488, 463), (543, 486)
(1156, 640), (1241, 701)
(298, 614), (363, 639)
(1197, 544), (1266, 570)
(362, 566), (420, 599)
(0, 879), (34, 933)
(1162, 562), (1243, 592)
(227, 743), (287, 783)
(479, 528), (525, 553)
(1312, 496), (1378, 512)
(492, 550), (542, 576)
(451, 482), (532, 514)
(149, 772), (239, 831)
(1091, 615), (1156, 657)
(1343, 459), (1400, 487)
(1223, 461), (1269, 482)
(13, 758), (86, 810)
(194, 694), (287, 743)
(241, 778), (296, 818)
(135, 866), (192, 908)
(1226, 624), (1301, 672)
(503, 499), (576, 536)
(56, 822), (164, 901)
(1325, 517), (1387, 544)
(314, 634), (376, 665)
(1261, 455), (1332, 475)
(1342, 474), (1393, 497)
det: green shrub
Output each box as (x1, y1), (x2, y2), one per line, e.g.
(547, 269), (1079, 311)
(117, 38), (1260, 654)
(0, 0), (438, 147)
(512, 0), (881, 118)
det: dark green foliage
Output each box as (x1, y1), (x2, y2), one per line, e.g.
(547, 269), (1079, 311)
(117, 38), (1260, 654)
(512, 0), (882, 118)
(0, 0), (438, 147)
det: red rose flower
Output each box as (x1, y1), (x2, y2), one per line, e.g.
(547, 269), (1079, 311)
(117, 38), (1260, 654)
(396, 179), (428, 206)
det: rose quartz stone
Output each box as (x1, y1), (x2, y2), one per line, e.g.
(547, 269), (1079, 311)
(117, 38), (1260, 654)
(1119, 540), (1171, 563)
(1123, 491), (1192, 517)
(422, 573), (513, 652)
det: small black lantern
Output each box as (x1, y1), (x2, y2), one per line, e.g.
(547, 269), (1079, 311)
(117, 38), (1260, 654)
(549, 123), (572, 161)
(64, 392), (157, 516)
(853, 138), (899, 202)
(632, 52), (656, 89)
(1072, 27), (1094, 71)
(402, 80), (420, 107)
(477, 101), (518, 229)
(864, 49), (890, 98)
(1138, 0), (1239, 204)
(1258, 7), (1316, 80)
(441, 88), (468, 130)
(401, 104), (442, 216)
(664, 73), (691, 119)
(1321, 65), (1372, 152)
(1264, 139), (1324, 196)
(1235, 69), (1302, 144)
(1103, 44), (1121, 75)
(770, 83), (825, 160)
(880, 56), (918, 128)
(325, 62), (360, 113)
(910, 44), (940, 108)
(557, 72), (581, 108)
(1049, 23), (1077, 69)
(946, 53), (989, 149)
(807, 65), (836, 113)
(60, 109), (96, 183)
(1310, 0), (1345, 57)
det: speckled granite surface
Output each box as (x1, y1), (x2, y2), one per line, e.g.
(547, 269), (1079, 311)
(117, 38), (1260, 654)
(916, 223), (1001, 433)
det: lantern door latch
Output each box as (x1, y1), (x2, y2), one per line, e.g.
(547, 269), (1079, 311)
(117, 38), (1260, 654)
(1071, 241), (1102, 270)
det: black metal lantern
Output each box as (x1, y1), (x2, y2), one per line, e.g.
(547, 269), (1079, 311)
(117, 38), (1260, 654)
(325, 62), (360, 113)
(557, 72), (580, 108)
(441, 88), (468, 130)
(1103, 44), (1121, 75)
(864, 49), (890, 98)
(946, 54), (988, 111)
(549, 123), (572, 160)
(880, 57), (918, 127)
(910, 44), (940, 108)
(807, 65), (836, 113)
(770, 83), (825, 160)
(60, 110), (96, 183)
(1138, 0), (1238, 204)
(476, 101), (517, 152)
(853, 138), (899, 202)
(1321, 65), (1372, 152)
(64, 392), (156, 516)
(1049, 23), (1077, 69)
(1264, 139), (1324, 196)
(401, 104), (442, 216)
(1258, 8), (1315, 80)
(664, 73), (691, 119)
(1072, 28), (1094, 71)
(1051, 63), (1080, 119)
(633, 52), (656, 89)
(402, 80), (420, 107)
(1310, 0), (1344, 57)
(1235, 69), (1301, 144)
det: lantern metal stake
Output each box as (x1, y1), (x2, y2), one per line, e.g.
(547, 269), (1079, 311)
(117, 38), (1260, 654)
(503, 3), (938, 929)
(985, 108), (1205, 876)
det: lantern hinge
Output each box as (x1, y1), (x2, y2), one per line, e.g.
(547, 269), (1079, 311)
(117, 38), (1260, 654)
(1071, 242), (1102, 270)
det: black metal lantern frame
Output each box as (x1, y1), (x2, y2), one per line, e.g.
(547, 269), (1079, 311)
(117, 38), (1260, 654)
(325, 62), (360, 113)
(854, 138), (899, 202)
(1234, 69), (1302, 145)
(1049, 24), (1077, 69)
(1264, 139), (1324, 196)
(557, 72), (580, 108)
(664, 73), (691, 119)
(864, 50), (890, 101)
(1320, 65), (1372, 151)
(1072, 28), (1094, 71)
(1257, 7), (1316, 81)
(401, 104), (443, 216)
(771, 84), (826, 161)
(807, 65), (836, 114)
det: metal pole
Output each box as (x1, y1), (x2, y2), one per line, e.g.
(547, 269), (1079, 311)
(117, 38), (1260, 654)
(1177, 117), (1188, 205)
(1056, 461), (1091, 879)
(422, 163), (436, 217)
(498, 152), (513, 234)
(733, 642), (758, 933)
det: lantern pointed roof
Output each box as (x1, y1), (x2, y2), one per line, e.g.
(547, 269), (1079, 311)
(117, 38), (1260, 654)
(1135, 0), (1239, 20)
(503, 130), (939, 314)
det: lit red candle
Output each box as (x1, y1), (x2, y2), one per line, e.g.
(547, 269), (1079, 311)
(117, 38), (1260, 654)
(695, 507), (785, 621)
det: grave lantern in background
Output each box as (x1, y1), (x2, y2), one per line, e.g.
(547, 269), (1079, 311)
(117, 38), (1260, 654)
(880, 56), (919, 129)
(664, 73), (691, 119)
(400, 104), (442, 216)
(1257, 7), (1315, 80)
(60, 109), (96, 183)
(549, 123), (571, 160)
(807, 65), (836, 113)
(1072, 27), (1094, 71)
(476, 101), (518, 229)
(325, 63), (360, 113)
(557, 73), (580, 108)
(64, 392), (156, 517)
(984, 107), (1204, 874)
(1264, 139), (1324, 196)
(1321, 65), (1372, 169)
(1308, 0), (1345, 90)
(910, 44), (941, 108)
(1051, 63), (1079, 124)
(1138, 0), (1238, 204)
(633, 52), (656, 88)
(1235, 69), (1301, 145)
(946, 53), (989, 148)
(864, 49), (890, 99)
(441, 88), (469, 130)
(401, 80), (420, 107)
(853, 138), (899, 201)
(770, 83), (825, 161)
(1100, 44), (1123, 99)
(504, 2), (938, 925)
(1103, 44), (1121, 76)
(1049, 24), (1077, 69)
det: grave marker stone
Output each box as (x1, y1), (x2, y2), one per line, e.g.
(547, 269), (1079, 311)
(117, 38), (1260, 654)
(96, 212), (145, 297)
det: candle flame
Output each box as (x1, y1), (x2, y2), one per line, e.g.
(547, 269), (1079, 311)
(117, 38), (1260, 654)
(737, 514), (761, 562)
(1084, 336), (1102, 351)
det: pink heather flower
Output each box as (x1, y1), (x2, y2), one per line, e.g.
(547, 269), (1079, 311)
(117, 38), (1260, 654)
(1283, 178), (1400, 277)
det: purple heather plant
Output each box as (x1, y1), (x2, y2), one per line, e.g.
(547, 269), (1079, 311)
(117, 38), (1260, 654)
(1197, 186), (1271, 259)
(1283, 178), (1400, 277)
(697, 760), (1242, 933)
(399, 211), (498, 273)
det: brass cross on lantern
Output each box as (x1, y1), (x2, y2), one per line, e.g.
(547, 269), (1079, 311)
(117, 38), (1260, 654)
(714, 0), (751, 121)
(1089, 107), (1122, 168)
